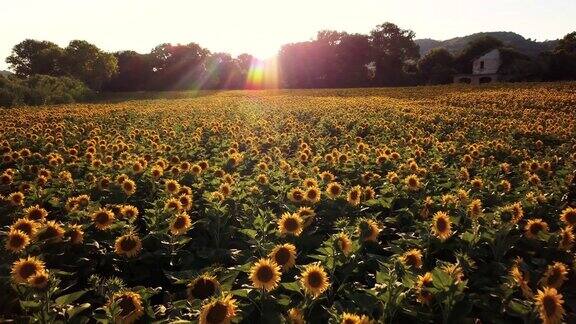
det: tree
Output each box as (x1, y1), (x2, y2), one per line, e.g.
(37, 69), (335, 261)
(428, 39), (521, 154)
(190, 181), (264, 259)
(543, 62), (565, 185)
(61, 40), (118, 90)
(542, 32), (576, 80)
(369, 22), (420, 86)
(149, 43), (210, 90)
(104, 51), (153, 91)
(418, 48), (455, 84)
(6, 39), (64, 77)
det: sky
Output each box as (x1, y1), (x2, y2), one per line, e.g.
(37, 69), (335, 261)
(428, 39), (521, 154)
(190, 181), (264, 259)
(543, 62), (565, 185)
(1, 0), (575, 71)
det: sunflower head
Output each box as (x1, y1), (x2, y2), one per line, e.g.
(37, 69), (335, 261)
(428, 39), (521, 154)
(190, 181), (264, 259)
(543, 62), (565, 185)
(535, 287), (565, 324)
(431, 211), (452, 242)
(357, 219), (380, 242)
(335, 232), (353, 255)
(269, 243), (297, 270)
(300, 263), (330, 298)
(287, 308), (305, 324)
(415, 272), (434, 304)
(67, 224), (84, 245)
(278, 212), (304, 237)
(11, 256), (45, 283)
(401, 249), (423, 269)
(11, 218), (37, 237)
(5, 229), (30, 253)
(28, 270), (49, 289)
(187, 275), (220, 300)
(326, 182), (342, 199)
(92, 208), (115, 230)
(560, 207), (576, 226)
(540, 262), (568, 289)
(347, 186), (362, 206)
(249, 258), (282, 291)
(114, 233), (142, 258)
(199, 294), (237, 324)
(170, 212), (192, 235)
(35, 221), (65, 242)
(525, 219), (549, 239)
(23, 205), (48, 221)
(109, 291), (145, 324)
(341, 312), (362, 324)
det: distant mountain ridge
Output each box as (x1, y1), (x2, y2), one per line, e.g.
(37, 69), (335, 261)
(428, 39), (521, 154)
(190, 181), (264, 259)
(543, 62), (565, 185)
(415, 32), (558, 57)
(0, 70), (12, 77)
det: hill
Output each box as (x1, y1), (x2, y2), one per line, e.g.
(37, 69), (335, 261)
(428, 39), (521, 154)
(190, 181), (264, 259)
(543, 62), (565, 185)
(415, 32), (558, 57)
(0, 70), (12, 78)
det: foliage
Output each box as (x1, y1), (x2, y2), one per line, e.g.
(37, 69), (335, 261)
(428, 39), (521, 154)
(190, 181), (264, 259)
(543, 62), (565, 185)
(0, 74), (92, 107)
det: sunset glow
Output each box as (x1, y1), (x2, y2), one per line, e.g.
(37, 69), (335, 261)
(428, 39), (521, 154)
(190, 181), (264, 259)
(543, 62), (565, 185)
(245, 58), (280, 89)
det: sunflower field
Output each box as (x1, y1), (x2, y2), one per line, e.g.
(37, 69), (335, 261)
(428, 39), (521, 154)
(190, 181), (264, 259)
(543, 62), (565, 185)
(1, 83), (576, 324)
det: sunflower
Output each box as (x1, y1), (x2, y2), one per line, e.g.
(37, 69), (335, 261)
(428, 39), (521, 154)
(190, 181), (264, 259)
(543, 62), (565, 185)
(11, 218), (37, 236)
(326, 182), (342, 199)
(199, 294), (238, 324)
(288, 188), (305, 204)
(558, 226), (574, 250)
(387, 172), (399, 184)
(287, 308), (305, 324)
(415, 272), (434, 304)
(347, 186), (362, 206)
(404, 174), (421, 191)
(357, 219), (380, 242)
(28, 270), (49, 289)
(35, 221), (65, 242)
(278, 212), (303, 237)
(401, 249), (423, 269)
(534, 287), (565, 324)
(442, 263), (465, 283)
(11, 256), (45, 283)
(23, 205), (48, 221)
(560, 207), (576, 226)
(300, 263), (330, 298)
(114, 233), (142, 258)
(431, 211), (452, 241)
(121, 179), (137, 196)
(5, 230), (30, 253)
(363, 186), (376, 200)
(91, 208), (115, 230)
(269, 243), (297, 270)
(249, 258), (282, 291)
(510, 263), (534, 298)
(165, 179), (181, 195)
(540, 262), (568, 289)
(7, 191), (25, 206)
(468, 199), (482, 217)
(335, 232), (352, 255)
(109, 291), (145, 324)
(187, 275), (220, 300)
(302, 178), (318, 188)
(170, 212), (192, 235)
(340, 313), (362, 324)
(67, 224), (84, 245)
(164, 198), (182, 212)
(297, 207), (316, 227)
(304, 186), (321, 204)
(120, 205), (139, 220)
(525, 219), (549, 239)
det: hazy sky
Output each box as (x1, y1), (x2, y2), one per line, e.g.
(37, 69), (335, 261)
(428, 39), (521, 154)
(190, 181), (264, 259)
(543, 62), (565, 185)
(1, 0), (575, 70)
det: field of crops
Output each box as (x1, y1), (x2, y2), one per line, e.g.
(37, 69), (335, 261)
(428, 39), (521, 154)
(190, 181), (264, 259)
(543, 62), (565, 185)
(1, 82), (576, 323)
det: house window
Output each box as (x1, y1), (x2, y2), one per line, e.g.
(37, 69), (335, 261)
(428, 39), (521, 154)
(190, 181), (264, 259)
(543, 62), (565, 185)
(479, 61), (485, 69)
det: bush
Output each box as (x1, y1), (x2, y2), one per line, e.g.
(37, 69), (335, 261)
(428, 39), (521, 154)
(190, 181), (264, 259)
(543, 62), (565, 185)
(0, 74), (92, 107)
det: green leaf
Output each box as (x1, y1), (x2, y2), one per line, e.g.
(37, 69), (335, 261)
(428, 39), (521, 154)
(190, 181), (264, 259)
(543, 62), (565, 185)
(56, 290), (88, 305)
(431, 268), (453, 290)
(508, 299), (531, 316)
(281, 282), (301, 292)
(66, 302), (91, 319)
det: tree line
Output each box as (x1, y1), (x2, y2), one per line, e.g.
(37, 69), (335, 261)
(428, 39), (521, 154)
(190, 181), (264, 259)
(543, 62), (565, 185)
(2, 22), (576, 96)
